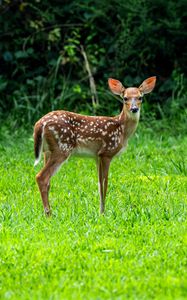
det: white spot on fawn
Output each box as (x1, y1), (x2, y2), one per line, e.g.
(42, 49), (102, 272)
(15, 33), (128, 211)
(102, 131), (107, 136)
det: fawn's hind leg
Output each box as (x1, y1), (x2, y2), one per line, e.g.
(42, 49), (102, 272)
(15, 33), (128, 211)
(36, 152), (68, 216)
(44, 151), (51, 196)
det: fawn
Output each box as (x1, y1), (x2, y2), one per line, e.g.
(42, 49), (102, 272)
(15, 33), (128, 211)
(34, 76), (156, 216)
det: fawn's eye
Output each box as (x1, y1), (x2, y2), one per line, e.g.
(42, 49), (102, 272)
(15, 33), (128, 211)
(138, 97), (142, 101)
(124, 97), (128, 102)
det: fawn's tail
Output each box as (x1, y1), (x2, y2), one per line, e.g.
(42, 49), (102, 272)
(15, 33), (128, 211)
(34, 124), (44, 166)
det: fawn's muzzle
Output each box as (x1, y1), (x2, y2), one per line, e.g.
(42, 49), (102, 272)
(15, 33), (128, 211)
(130, 107), (139, 113)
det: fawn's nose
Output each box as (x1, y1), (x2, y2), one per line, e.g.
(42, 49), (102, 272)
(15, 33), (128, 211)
(130, 107), (139, 113)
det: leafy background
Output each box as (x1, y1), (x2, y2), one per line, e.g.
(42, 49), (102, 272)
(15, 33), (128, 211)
(0, 0), (186, 127)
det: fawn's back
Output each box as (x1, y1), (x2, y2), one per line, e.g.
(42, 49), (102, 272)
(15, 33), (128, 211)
(34, 109), (138, 161)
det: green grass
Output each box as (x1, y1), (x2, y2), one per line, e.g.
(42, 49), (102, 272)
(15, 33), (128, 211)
(0, 126), (187, 300)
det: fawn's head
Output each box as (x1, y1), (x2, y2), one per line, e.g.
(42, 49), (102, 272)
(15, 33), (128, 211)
(108, 77), (156, 115)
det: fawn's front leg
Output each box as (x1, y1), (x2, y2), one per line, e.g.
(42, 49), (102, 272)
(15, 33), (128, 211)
(98, 156), (111, 214)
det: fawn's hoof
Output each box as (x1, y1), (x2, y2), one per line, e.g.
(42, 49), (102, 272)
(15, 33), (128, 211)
(44, 208), (51, 217)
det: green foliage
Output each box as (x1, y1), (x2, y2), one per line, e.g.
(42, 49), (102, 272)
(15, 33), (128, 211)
(0, 128), (187, 299)
(0, 0), (186, 125)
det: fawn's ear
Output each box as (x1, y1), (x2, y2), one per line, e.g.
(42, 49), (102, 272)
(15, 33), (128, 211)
(108, 78), (125, 96)
(139, 76), (156, 95)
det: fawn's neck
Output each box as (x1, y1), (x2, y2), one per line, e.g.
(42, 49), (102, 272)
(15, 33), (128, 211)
(119, 106), (140, 138)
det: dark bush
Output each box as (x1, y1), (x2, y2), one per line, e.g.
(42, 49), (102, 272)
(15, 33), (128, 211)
(0, 0), (186, 126)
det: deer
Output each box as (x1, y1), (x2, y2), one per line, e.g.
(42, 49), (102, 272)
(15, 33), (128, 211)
(34, 76), (156, 216)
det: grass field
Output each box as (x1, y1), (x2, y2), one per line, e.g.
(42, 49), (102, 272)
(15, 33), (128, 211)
(0, 125), (187, 300)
